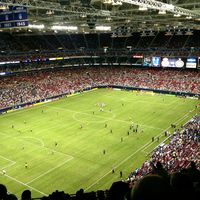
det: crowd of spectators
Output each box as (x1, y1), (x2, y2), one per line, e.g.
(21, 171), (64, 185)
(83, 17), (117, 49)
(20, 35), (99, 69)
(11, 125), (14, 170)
(127, 116), (200, 183)
(0, 67), (199, 110)
(1, 116), (199, 200)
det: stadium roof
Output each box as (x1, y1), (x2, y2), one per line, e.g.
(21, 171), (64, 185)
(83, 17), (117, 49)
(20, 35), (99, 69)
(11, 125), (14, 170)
(1, 0), (200, 34)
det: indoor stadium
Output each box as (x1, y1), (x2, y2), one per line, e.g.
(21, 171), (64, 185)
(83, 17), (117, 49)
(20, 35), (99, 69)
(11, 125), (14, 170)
(0, 0), (199, 200)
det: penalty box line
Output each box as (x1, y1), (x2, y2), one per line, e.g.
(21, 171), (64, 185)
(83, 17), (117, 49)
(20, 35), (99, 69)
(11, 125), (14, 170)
(0, 155), (16, 170)
(0, 130), (74, 159)
(26, 157), (74, 185)
(0, 155), (15, 164)
(3, 173), (47, 196)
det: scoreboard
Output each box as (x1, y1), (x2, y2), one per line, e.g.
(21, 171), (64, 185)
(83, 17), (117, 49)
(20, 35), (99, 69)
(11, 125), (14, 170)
(0, 6), (28, 28)
(143, 56), (199, 69)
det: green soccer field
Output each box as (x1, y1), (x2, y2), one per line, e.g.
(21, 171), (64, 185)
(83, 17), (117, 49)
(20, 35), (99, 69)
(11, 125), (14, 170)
(0, 89), (199, 197)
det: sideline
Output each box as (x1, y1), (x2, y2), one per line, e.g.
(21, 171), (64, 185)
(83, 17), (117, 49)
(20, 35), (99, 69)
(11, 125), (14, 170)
(85, 109), (195, 191)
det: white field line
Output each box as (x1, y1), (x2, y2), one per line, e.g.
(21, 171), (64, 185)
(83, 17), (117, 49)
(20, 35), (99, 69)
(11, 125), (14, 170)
(85, 140), (152, 191)
(72, 110), (116, 124)
(3, 174), (47, 196)
(26, 157), (74, 185)
(19, 108), (85, 134)
(43, 147), (74, 159)
(0, 104), (48, 119)
(141, 110), (191, 153)
(0, 89), (196, 121)
(0, 88), (95, 119)
(49, 106), (164, 131)
(0, 155), (15, 163)
(114, 118), (164, 131)
(18, 137), (45, 147)
(1, 162), (16, 170)
(0, 131), (73, 159)
(146, 113), (196, 157)
(85, 109), (195, 191)
(0, 131), (74, 191)
(120, 94), (181, 106)
(0, 155), (16, 170)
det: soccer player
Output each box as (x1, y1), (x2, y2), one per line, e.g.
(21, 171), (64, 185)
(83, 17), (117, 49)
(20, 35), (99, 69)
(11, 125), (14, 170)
(25, 162), (28, 169)
(2, 169), (6, 175)
(152, 137), (154, 142)
(165, 131), (168, 137)
(103, 149), (106, 155)
(55, 142), (58, 147)
(120, 171), (123, 178)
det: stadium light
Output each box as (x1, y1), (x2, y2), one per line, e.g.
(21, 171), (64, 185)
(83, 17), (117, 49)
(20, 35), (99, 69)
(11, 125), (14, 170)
(158, 10), (166, 15)
(138, 6), (148, 11)
(95, 26), (111, 31)
(51, 25), (78, 31)
(46, 10), (54, 15)
(174, 13), (181, 17)
(186, 16), (192, 19)
(28, 24), (45, 29)
(0, 4), (8, 10)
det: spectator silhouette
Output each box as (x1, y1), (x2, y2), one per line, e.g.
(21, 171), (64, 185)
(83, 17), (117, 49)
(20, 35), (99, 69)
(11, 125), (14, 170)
(186, 161), (200, 184)
(21, 190), (31, 200)
(0, 184), (8, 200)
(131, 174), (172, 200)
(170, 171), (195, 200)
(6, 194), (17, 200)
(108, 181), (130, 200)
(151, 161), (169, 181)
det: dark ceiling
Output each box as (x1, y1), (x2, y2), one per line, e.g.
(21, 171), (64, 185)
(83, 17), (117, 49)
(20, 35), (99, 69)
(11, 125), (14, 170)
(1, 0), (200, 33)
